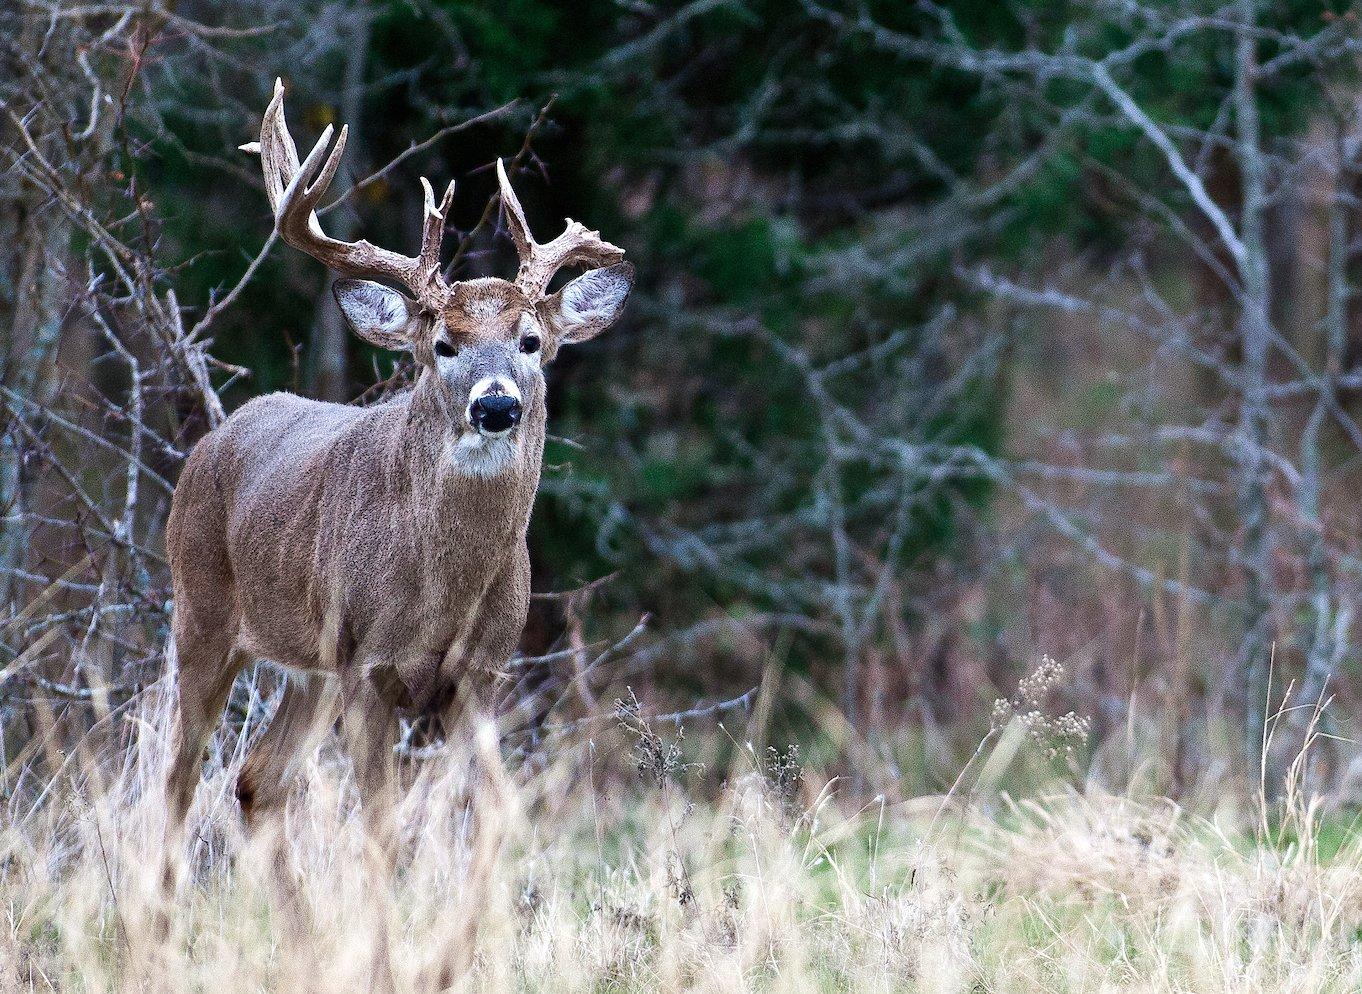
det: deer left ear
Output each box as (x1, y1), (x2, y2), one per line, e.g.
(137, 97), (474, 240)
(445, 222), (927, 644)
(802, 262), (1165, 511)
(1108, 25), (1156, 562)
(539, 262), (634, 346)
(333, 278), (421, 350)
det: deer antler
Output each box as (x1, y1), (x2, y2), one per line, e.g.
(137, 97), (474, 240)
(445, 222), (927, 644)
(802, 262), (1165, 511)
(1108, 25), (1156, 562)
(497, 158), (625, 299)
(242, 79), (454, 310)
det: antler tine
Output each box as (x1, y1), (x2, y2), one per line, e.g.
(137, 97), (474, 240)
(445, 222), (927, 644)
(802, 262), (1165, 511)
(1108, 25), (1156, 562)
(416, 176), (456, 292)
(496, 158), (534, 262)
(306, 124), (348, 214)
(246, 79), (452, 310)
(497, 158), (626, 299)
(275, 122), (346, 243)
(524, 220), (626, 298)
(254, 79), (293, 215)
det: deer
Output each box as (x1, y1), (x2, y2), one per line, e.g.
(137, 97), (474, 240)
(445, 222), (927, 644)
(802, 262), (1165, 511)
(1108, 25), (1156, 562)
(161, 80), (633, 871)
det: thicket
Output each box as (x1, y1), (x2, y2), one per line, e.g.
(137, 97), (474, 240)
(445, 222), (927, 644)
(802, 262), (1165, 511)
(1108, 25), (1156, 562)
(5, 0), (1362, 796)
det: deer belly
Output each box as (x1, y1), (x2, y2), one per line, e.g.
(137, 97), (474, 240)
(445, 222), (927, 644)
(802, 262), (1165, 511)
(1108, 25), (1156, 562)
(230, 549), (328, 668)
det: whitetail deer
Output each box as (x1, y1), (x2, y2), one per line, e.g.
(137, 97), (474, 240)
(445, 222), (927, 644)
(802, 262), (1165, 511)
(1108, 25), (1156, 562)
(163, 81), (632, 850)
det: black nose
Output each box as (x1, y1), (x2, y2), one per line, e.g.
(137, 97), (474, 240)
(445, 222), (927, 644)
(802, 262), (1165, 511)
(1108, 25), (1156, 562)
(470, 393), (521, 434)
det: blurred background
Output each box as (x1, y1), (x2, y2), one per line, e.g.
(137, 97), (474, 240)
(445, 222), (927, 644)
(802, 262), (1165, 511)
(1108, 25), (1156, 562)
(4, 0), (1362, 800)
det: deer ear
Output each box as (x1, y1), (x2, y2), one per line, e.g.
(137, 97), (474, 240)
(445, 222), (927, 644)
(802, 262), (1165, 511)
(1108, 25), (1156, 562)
(539, 262), (634, 346)
(333, 279), (420, 350)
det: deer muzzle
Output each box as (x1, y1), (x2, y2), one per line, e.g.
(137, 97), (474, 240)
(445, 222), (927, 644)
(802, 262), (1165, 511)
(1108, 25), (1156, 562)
(467, 378), (522, 437)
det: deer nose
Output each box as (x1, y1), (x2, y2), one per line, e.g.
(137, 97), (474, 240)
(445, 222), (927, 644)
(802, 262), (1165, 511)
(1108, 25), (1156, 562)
(469, 393), (521, 435)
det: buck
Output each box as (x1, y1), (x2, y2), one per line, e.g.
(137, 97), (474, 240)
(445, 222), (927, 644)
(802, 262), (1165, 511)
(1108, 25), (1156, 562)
(163, 81), (633, 850)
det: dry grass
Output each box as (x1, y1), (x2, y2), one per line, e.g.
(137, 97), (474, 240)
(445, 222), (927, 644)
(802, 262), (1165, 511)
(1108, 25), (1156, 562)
(3, 678), (1361, 993)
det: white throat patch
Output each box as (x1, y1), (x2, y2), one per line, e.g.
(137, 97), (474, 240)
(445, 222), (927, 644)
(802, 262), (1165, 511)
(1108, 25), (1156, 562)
(448, 432), (517, 478)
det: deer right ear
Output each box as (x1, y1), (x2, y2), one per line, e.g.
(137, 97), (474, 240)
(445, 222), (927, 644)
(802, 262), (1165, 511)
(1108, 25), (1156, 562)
(333, 279), (421, 350)
(539, 262), (635, 348)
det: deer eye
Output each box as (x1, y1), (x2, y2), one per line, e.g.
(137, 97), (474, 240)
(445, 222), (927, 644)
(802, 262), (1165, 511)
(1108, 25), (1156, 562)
(434, 339), (457, 359)
(519, 333), (542, 355)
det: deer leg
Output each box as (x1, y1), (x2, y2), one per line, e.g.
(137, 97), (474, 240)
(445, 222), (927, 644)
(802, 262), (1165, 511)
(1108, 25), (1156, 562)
(236, 674), (338, 830)
(341, 670), (399, 839)
(162, 633), (247, 877)
(235, 674), (338, 957)
(340, 668), (400, 992)
(418, 689), (507, 991)
(155, 624), (247, 958)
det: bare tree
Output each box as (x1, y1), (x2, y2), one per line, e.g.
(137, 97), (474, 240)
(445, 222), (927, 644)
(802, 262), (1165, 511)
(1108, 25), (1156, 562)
(803, 0), (1362, 783)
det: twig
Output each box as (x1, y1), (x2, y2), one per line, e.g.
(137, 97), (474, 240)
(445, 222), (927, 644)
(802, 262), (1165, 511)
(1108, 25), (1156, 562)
(317, 100), (521, 216)
(448, 97), (555, 275)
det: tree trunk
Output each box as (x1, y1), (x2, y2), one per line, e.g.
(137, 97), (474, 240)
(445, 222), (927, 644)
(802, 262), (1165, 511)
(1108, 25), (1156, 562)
(1232, 0), (1275, 780)
(306, 8), (371, 402)
(1, 163), (71, 610)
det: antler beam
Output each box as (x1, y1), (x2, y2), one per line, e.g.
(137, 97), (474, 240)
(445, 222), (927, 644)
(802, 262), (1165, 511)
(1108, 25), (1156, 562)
(497, 158), (625, 299)
(243, 79), (454, 309)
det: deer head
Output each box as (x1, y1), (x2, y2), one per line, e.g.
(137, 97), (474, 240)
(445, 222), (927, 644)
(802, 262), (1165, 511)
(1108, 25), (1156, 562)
(243, 80), (633, 452)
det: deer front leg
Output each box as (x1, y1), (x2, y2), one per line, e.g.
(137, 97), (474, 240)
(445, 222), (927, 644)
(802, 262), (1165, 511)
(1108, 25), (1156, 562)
(415, 559), (525, 989)
(341, 670), (398, 843)
(234, 674), (339, 956)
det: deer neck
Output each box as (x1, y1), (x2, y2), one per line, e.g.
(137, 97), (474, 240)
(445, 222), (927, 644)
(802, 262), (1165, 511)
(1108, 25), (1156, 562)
(397, 370), (543, 543)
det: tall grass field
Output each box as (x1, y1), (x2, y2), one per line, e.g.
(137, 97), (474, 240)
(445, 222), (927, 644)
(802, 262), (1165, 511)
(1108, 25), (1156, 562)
(3, 662), (1358, 993)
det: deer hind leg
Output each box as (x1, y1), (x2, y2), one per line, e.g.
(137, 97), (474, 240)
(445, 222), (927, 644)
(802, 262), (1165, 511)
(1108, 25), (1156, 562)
(234, 674), (338, 955)
(164, 633), (247, 847)
(236, 674), (338, 831)
(339, 667), (400, 992)
(159, 624), (247, 928)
